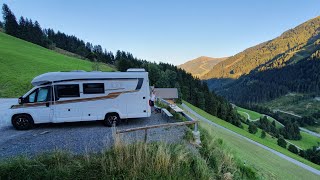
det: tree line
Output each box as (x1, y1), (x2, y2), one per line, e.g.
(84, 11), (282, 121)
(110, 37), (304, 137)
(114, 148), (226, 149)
(2, 4), (114, 64)
(1, 3), (241, 127)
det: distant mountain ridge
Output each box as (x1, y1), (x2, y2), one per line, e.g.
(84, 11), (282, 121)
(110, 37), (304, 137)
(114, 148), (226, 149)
(203, 16), (320, 80)
(178, 56), (227, 78)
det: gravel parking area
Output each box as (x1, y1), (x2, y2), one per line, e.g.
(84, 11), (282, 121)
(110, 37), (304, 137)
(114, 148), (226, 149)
(0, 112), (187, 160)
(0, 98), (17, 128)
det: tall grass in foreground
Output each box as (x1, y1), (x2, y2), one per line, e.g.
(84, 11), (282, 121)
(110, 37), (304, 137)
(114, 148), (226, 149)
(0, 141), (212, 179)
(0, 127), (257, 180)
(199, 126), (257, 180)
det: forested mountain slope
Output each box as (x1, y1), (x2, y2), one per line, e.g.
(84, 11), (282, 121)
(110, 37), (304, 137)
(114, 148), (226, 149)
(178, 56), (226, 78)
(204, 16), (320, 103)
(219, 52), (320, 103)
(203, 16), (320, 79)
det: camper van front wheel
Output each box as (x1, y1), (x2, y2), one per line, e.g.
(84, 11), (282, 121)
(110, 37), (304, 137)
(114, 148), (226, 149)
(104, 113), (120, 127)
(12, 114), (34, 130)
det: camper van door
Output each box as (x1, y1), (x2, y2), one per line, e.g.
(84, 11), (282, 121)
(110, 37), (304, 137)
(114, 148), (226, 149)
(53, 84), (82, 122)
(24, 86), (54, 123)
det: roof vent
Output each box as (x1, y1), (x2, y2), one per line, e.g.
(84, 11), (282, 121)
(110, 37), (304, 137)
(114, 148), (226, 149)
(127, 68), (145, 72)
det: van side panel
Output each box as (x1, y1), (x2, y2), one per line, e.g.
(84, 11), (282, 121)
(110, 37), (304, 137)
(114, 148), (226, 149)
(11, 71), (151, 125)
(120, 74), (150, 118)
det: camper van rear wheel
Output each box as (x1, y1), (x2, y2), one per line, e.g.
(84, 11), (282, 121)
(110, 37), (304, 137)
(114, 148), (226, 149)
(104, 113), (120, 127)
(12, 114), (34, 130)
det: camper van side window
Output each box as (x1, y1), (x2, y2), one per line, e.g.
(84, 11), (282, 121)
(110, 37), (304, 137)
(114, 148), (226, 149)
(83, 83), (105, 94)
(56, 84), (80, 98)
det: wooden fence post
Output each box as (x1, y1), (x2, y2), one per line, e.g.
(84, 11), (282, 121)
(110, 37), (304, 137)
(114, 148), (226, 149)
(144, 129), (148, 142)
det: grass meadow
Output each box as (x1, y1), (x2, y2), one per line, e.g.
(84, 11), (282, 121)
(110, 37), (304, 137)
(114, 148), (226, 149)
(0, 32), (113, 97)
(183, 101), (320, 171)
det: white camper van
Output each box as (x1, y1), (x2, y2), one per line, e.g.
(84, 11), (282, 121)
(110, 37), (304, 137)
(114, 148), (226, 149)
(9, 69), (151, 130)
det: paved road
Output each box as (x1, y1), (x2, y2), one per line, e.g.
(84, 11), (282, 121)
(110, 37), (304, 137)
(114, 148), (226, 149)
(239, 111), (260, 121)
(300, 127), (320, 138)
(182, 103), (320, 176)
(238, 106), (320, 138)
(274, 109), (302, 118)
(237, 107), (284, 126)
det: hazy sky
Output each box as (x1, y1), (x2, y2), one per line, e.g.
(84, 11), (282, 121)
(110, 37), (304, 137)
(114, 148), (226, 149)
(2, 0), (320, 65)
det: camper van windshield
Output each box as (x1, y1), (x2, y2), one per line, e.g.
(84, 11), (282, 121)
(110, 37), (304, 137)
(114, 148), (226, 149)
(27, 91), (36, 103)
(25, 86), (50, 103)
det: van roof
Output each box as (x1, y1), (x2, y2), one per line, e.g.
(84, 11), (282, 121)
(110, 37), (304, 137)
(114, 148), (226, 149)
(31, 71), (147, 86)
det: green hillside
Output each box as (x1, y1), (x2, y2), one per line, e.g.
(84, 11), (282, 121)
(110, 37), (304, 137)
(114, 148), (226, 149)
(182, 102), (320, 179)
(0, 32), (114, 97)
(183, 101), (320, 171)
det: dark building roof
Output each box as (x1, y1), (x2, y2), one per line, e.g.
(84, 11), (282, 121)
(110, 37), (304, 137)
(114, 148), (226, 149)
(154, 88), (178, 99)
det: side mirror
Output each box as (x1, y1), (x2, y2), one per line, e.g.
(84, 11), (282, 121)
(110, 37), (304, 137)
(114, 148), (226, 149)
(18, 97), (24, 104)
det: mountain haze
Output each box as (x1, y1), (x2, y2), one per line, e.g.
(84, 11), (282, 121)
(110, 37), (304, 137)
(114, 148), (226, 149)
(178, 56), (226, 78)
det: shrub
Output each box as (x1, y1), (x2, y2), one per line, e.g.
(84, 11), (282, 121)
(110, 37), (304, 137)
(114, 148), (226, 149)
(260, 130), (266, 139)
(277, 137), (287, 148)
(239, 164), (257, 179)
(299, 149), (305, 158)
(288, 144), (299, 154)
(248, 124), (258, 134)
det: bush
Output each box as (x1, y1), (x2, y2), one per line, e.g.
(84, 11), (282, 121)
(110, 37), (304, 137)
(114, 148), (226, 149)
(288, 144), (299, 154)
(299, 149), (305, 158)
(260, 130), (266, 139)
(248, 124), (258, 134)
(239, 164), (257, 179)
(277, 137), (287, 148)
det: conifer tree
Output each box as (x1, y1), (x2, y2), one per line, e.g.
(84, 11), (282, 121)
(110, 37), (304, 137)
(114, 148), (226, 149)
(2, 4), (19, 36)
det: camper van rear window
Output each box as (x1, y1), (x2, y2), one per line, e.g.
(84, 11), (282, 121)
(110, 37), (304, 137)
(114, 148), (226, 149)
(83, 83), (105, 94)
(56, 84), (80, 98)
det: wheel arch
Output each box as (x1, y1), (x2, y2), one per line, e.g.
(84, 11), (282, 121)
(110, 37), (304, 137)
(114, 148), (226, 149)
(12, 113), (34, 122)
(104, 112), (120, 119)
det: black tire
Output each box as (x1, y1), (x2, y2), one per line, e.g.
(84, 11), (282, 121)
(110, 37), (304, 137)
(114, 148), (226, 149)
(12, 114), (34, 130)
(103, 113), (120, 127)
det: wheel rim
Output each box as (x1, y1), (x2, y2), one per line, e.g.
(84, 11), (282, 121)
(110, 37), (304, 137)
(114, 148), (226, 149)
(107, 115), (118, 125)
(16, 117), (29, 128)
